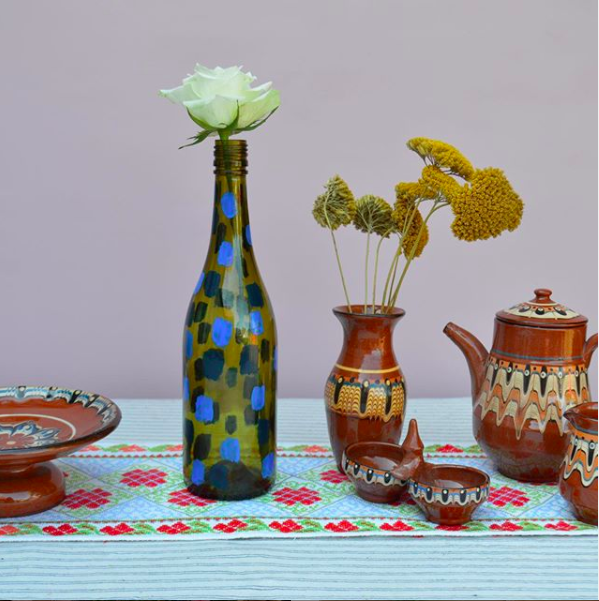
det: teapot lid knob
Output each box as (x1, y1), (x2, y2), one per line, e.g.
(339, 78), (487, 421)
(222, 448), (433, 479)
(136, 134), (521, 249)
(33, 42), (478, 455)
(533, 288), (553, 304)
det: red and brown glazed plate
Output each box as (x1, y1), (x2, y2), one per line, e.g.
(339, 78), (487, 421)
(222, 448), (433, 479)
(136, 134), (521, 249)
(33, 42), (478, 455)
(0, 385), (121, 517)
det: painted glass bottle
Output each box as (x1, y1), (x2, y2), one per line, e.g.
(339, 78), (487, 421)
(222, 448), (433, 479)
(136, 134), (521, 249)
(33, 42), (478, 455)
(183, 139), (277, 500)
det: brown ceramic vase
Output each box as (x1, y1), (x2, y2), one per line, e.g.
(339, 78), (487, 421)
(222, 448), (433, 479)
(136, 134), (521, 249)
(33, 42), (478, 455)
(559, 402), (598, 525)
(325, 305), (407, 471)
(445, 289), (597, 483)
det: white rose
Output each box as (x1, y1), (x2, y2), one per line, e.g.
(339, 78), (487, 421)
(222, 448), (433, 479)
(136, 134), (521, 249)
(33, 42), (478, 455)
(160, 64), (280, 132)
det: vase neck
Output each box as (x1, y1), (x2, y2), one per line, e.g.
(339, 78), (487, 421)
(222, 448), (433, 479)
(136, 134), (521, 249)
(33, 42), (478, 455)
(334, 307), (404, 370)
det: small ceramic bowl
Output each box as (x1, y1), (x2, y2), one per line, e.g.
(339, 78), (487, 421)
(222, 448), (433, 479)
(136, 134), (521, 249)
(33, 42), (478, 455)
(409, 463), (490, 525)
(342, 419), (424, 503)
(0, 385), (121, 517)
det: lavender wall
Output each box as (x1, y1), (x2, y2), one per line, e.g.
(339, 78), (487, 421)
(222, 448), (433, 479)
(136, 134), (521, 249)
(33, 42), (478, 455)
(0, 0), (596, 399)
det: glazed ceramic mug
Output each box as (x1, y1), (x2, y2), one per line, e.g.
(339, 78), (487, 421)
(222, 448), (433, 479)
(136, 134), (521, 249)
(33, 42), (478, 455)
(559, 402), (598, 525)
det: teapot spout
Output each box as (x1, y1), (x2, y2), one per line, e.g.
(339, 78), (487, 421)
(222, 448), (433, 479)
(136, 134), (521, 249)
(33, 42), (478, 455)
(444, 322), (488, 401)
(390, 419), (424, 482)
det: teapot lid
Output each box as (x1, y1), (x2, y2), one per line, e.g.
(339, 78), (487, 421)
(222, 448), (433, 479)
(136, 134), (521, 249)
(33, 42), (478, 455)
(496, 288), (587, 328)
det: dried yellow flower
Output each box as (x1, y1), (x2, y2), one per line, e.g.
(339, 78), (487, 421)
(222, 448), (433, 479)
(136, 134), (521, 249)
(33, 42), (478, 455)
(393, 196), (429, 258)
(407, 137), (475, 181)
(419, 165), (462, 202)
(312, 175), (356, 230)
(450, 168), (524, 241)
(353, 195), (395, 237)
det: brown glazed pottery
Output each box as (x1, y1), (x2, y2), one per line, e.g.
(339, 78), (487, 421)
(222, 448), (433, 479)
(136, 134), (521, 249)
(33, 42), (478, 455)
(325, 305), (407, 471)
(0, 386), (121, 517)
(445, 288), (597, 483)
(559, 402), (598, 525)
(342, 419), (423, 503)
(409, 463), (490, 525)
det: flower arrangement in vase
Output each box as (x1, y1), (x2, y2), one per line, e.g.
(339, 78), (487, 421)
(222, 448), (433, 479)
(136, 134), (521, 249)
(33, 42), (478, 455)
(313, 138), (524, 469)
(161, 64), (280, 499)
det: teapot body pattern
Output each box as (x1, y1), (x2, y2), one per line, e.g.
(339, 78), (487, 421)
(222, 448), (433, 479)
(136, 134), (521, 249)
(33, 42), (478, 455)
(445, 289), (597, 483)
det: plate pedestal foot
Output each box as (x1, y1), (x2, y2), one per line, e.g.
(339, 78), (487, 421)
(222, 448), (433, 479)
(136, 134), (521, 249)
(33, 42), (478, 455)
(0, 461), (65, 518)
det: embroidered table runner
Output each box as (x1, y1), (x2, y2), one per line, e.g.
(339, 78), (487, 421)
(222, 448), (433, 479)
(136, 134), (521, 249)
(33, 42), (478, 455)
(1, 444), (596, 540)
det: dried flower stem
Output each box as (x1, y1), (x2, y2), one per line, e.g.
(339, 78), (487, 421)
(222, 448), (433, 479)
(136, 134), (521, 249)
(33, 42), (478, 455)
(372, 235), (386, 312)
(387, 201), (448, 309)
(364, 232), (371, 312)
(324, 212), (352, 312)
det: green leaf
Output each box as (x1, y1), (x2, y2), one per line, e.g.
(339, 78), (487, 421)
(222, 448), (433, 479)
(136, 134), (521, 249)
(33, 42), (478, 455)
(179, 129), (212, 150)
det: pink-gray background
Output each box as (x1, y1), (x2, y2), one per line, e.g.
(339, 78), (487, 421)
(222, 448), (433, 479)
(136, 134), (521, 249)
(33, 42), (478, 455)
(0, 0), (596, 400)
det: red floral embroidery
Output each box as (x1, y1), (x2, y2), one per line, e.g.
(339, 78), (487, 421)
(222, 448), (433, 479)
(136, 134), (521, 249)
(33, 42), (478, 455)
(320, 469), (348, 484)
(100, 523), (135, 536)
(168, 489), (216, 507)
(80, 444), (101, 452)
(270, 519), (303, 533)
(489, 486), (530, 507)
(302, 445), (329, 453)
(436, 444), (463, 453)
(325, 520), (359, 533)
(166, 444), (183, 452)
(42, 524), (78, 536)
(490, 521), (524, 532)
(273, 487), (321, 506)
(435, 524), (468, 531)
(381, 520), (414, 532)
(118, 444), (146, 453)
(0, 525), (19, 536)
(157, 522), (191, 534)
(63, 488), (112, 509)
(214, 519), (247, 533)
(545, 521), (577, 531)
(120, 468), (167, 488)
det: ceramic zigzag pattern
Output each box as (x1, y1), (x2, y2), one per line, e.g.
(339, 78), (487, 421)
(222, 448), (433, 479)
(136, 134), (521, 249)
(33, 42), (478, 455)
(476, 357), (590, 437)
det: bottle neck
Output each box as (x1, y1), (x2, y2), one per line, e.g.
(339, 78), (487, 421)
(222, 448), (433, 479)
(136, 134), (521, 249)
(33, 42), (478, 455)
(208, 139), (254, 261)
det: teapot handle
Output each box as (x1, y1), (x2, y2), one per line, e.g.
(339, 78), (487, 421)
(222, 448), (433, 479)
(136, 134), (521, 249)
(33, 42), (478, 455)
(583, 333), (598, 368)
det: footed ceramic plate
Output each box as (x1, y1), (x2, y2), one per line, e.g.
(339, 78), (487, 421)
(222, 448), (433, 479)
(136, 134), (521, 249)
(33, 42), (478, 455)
(0, 386), (121, 517)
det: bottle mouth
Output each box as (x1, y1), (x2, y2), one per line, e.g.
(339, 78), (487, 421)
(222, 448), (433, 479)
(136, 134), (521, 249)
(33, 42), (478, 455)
(214, 139), (248, 174)
(332, 305), (405, 319)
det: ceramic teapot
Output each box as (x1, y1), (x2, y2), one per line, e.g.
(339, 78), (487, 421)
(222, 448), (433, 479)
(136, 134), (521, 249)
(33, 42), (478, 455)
(444, 288), (597, 482)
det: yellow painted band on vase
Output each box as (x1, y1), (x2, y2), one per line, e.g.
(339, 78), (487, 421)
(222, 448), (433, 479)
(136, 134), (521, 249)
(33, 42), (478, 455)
(334, 363), (400, 375)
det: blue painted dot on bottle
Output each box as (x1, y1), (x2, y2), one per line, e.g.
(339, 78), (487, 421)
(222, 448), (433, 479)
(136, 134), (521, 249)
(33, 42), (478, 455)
(246, 283), (264, 307)
(273, 346), (278, 371)
(221, 192), (237, 218)
(251, 385), (266, 411)
(212, 317), (233, 347)
(258, 419), (270, 445)
(204, 271), (221, 298)
(209, 463), (228, 490)
(193, 272), (205, 295)
(220, 438), (240, 462)
(203, 349), (225, 380)
(191, 459), (205, 485)
(183, 376), (190, 402)
(262, 452), (275, 479)
(245, 225), (252, 246)
(217, 241), (234, 267)
(185, 330), (193, 359)
(196, 395), (214, 423)
(249, 311), (264, 335)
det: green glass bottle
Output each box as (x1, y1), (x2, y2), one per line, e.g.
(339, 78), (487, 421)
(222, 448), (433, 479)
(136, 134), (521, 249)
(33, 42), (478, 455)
(183, 139), (277, 500)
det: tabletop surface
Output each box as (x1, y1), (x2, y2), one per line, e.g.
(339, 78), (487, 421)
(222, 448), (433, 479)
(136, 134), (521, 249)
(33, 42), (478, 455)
(1, 397), (597, 601)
